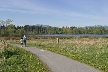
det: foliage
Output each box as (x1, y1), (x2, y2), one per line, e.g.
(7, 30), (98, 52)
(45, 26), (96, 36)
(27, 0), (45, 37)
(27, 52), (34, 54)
(0, 19), (108, 37)
(0, 44), (50, 72)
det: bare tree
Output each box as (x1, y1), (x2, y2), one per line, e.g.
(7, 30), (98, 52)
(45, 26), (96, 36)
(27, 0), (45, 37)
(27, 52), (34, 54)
(5, 19), (13, 27)
(0, 20), (5, 26)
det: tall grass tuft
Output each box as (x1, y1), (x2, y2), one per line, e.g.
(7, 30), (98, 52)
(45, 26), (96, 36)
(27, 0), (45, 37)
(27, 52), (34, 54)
(0, 40), (7, 53)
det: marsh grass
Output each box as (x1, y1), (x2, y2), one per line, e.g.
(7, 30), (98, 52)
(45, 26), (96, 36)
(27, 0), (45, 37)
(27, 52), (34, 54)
(25, 38), (108, 72)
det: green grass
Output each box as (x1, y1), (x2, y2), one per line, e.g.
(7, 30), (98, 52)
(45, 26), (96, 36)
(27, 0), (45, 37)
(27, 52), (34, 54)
(0, 44), (50, 72)
(26, 38), (108, 72)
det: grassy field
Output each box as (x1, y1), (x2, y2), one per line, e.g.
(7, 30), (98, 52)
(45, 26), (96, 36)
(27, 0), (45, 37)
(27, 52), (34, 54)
(24, 37), (108, 72)
(0, 43), (51, 72)
(8, 37), (108, 72)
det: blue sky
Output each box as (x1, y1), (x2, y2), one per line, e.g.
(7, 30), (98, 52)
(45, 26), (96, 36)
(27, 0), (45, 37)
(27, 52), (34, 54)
(0, 0), (108, 27)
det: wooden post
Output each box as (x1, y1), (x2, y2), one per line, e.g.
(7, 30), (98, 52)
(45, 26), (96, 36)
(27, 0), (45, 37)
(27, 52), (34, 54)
(57, 38), (59, 44)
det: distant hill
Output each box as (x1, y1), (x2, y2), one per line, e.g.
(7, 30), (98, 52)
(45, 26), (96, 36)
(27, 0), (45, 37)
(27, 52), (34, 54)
(85, 25), (108, 29)
(34, 24), (49, 27)
(28, 24), (49, 27)
(103, 26), (108, 29)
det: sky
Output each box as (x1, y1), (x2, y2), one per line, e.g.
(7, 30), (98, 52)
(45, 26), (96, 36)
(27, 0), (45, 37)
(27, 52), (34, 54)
(0, 0), (108, 27)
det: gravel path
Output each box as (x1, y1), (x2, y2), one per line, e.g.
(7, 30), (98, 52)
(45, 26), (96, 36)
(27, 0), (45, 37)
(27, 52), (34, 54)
(12, 44), (101, 72)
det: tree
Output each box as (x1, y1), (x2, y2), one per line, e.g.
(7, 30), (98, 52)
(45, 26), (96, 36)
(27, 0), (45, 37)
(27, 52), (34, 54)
(5, 19), (13, 27)
(6, 24), (15, 36)
(0, 20), (5, 26)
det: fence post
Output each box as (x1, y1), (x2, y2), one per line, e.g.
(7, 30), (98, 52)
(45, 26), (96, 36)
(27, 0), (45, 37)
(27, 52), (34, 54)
(57, 38), (59, 44)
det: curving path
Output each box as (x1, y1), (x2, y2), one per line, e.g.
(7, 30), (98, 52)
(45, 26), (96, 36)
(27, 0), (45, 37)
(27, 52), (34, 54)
(12, 44), (101, 72)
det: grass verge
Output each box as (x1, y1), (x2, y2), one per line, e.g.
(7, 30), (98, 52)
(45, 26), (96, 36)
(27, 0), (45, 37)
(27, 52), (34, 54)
(0, 44), (51, 72)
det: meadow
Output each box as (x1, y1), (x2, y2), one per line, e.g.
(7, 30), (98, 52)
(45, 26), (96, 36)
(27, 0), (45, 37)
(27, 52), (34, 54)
(25, 37), (108, 72)
(3, 36), (108, 72)
(0, 41), (51, 72)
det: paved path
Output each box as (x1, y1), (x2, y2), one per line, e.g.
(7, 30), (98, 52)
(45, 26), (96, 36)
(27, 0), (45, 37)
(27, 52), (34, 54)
(12, 44), (100, 72)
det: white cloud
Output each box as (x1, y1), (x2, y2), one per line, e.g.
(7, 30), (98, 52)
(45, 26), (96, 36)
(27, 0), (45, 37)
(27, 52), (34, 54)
(0, 0), (108, 23)
(0, 0), (48, 14)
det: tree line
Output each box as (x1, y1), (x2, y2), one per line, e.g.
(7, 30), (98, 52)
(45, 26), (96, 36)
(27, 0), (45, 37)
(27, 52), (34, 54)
(0, 19), (108, 37)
